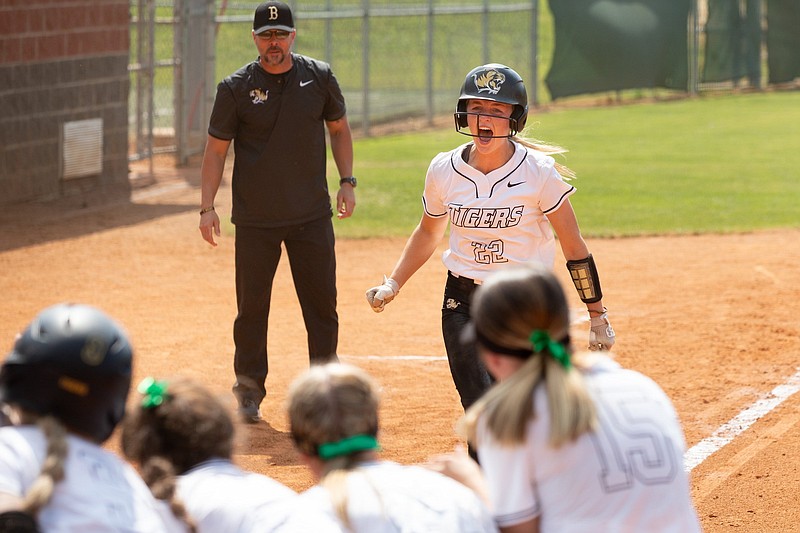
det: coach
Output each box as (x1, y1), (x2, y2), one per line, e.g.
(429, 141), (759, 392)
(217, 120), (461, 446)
(198, 1), (356, 423)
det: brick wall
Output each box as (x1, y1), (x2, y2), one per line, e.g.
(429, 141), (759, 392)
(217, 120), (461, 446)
(0, 0), (131, 205)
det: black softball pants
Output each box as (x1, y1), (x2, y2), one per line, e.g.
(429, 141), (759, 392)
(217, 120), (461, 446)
(232, 216), (339, 406)
(441, 272), (493, 412)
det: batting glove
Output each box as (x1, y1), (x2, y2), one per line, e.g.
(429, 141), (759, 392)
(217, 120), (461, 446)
(589, 308), (615, 351)
(365, 276), (399, 313)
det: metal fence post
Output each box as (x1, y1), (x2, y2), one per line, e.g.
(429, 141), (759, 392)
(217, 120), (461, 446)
(426, 0), (434, 126)
(531, 0), (539, 106)
(146, 0), (155, 174)
(482, 0), (490, 63)
(362, 0), (370, 136)
(688, 0), (700, 95)
(325, 0), (333, 65)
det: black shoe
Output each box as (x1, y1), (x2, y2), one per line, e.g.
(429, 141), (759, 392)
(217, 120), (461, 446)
(238, 399), (262, 423)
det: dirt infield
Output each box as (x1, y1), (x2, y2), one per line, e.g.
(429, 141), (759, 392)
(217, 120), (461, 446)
(1, 162), (798, 532)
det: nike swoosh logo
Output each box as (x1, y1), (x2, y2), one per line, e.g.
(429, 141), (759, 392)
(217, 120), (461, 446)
(508, 181), (525, 188)
(300, 80), (314, 87)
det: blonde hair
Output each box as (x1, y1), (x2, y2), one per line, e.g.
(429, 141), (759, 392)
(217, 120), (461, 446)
(514, 134), (576, 180)
(287, 363), (380, 530)
(121, 376), (237, 533)
(19, 415), (68, 518)
(460, 265), (597, 448)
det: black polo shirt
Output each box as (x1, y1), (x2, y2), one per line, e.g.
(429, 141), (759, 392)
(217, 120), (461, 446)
(208, 54), (347, 227)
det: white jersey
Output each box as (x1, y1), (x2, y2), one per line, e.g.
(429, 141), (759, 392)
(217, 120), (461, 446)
(177, 458), (296, 532)
(477, 356), (702, 532)
(423, 141), (575, 282)
(0, 425), (182, 532)
(276, 460), (498, 532)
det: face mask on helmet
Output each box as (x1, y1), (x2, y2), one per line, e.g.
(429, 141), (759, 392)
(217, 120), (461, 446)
(0, 303), (133, 443)
(454, 63), (529, 138)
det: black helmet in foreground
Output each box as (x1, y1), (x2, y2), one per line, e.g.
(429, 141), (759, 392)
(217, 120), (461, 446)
(0, 303), (133, 443)
(454, 63), (528, 137)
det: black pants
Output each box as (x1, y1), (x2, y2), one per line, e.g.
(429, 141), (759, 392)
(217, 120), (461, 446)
(232, 216), (339, 405)
(441, 272), (493, 412)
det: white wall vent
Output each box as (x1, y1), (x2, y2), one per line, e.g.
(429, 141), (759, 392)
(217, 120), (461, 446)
(61, 118), (103, 180)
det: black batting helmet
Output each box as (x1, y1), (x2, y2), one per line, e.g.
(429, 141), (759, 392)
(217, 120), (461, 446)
(0, 303), (133, 443)
(454, 63), (528, 137)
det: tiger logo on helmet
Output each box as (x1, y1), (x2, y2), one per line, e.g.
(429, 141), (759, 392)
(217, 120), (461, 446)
(473, 69), (506, 95)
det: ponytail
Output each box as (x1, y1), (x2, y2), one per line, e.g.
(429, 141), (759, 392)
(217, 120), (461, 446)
(22, 417), (67, 517)
(514, 135), (576, 180)
(461, 346), (597, 448)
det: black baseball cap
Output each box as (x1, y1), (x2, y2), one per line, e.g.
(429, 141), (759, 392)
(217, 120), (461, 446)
(253, 1), (295, 34)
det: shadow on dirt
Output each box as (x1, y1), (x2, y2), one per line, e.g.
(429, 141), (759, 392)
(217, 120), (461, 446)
(235, 421), (301, 467)
(0, 191), (196, 253)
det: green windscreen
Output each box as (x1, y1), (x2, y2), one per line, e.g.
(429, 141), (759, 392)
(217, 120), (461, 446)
(545, 0), (690, 99)
(766, 0), (800, 84)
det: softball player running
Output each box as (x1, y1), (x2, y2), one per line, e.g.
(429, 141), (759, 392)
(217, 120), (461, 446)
(429, 265), (701, 533)
(276, 363), (498, 532)
(0, 303), (182, 532)
(366, 63), (615, 416)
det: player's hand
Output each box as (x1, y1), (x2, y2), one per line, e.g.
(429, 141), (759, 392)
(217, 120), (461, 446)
(365, 276), (399, 312)
(424, 445), (490, 505)
(199, 211), (221, 247)
(589, 308), (615, 351)
(336, 185), (356, 219)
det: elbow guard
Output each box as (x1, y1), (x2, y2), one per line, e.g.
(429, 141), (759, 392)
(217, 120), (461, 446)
(566, 254), (603, 304)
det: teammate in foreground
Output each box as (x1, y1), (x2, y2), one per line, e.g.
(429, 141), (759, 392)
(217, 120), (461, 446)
(277, 362), (498, 532)
(121, 375), (296, 532)
(428, 265), (701, 532)
(0, 303), (181, 532)
(366, 63), (615, 416)
(198, 1), (356, 423)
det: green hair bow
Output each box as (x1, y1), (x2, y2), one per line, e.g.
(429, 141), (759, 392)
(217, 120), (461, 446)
(530, 330), (571, 370)
(137, 377), (169, 409)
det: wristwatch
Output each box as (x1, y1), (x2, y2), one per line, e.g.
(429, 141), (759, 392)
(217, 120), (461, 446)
(339, 176), (357, 188)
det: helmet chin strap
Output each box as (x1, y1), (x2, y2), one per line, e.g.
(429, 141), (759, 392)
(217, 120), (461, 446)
(453, 112), (518, 138)
(456, 130), (515, 139)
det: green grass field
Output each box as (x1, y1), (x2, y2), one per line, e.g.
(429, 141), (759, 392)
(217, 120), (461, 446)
(131, 4), (798, 240)
(328, 90), (800, 239)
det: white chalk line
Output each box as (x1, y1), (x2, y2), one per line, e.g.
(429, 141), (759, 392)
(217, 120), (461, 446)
(346, 308), (800, 473)
(683, 367), (800, 472)
(345, 357), (800, 473)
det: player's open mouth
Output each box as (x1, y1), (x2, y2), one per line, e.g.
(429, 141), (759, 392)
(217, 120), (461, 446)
(478, 128), (493, 141)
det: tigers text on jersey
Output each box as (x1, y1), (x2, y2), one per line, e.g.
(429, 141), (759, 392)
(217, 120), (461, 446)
(423, 141), (575, 282)
(476, 356), (702, 533)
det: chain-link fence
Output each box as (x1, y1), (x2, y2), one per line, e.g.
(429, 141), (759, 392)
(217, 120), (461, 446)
(129, 0), (541, 165)
(214, 1), (541, 134)
(129, 0), (180, 172)
(129, 0), (792, 166)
